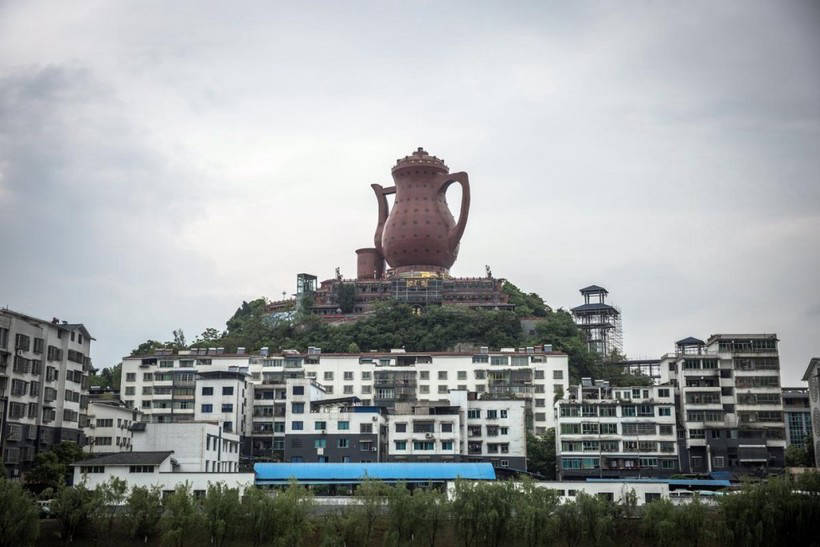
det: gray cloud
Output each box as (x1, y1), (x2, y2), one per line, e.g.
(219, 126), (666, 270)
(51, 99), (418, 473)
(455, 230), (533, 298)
(0, 1), (818, 383)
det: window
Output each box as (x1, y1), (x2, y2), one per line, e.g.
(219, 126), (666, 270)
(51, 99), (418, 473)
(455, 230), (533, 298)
(159, 360), (173, 368)
(129, 465), (155, 473)
(344, 385), (353, 394)
(659, 425), (674, 435)
(600, 406), (617, 417)
(202, 387), (213, 395)
(201, 404), (213, 413)
(490, 356), (508, 366)
(394, 441), (407, 450)
(467, 409), (480, 419)
(359, 423), (373, 434)
(441, 440), (454, 450)
(221, 404), (233, 412)
(413, 441), (434, 450)
(125, 387), (135, 395)
(362, 385), (372, 394)
(534, 412), (546, 422)
(338, 421), (350, 430)
(338, 439), (349, 448)
(361, 371), (371, 380)
(126, 373), (136, 382)
(658, 388), (670, 397)
(457, 371), (467, 380)
(535, 398), (546, 408)
(472, 355), (489, 363)
(323, 372), (334, 381)
(419, 371), (429, 380)
(658, 407), (671, 417)
(291, 403), (304, 414)
(441, 422), (453, 433)
(621, 405), (636, 417)
(222, 386), (234, 396)
(438, 371), (447, 380)
(437, 385), (448, 394)
(500, 410), (508, 419)
(315, 421), (327, 430)
(344, 371), (354, 380)
(314, 439), (326, 448)
(553, 370), (563, 379)
(395, 423), (407, 433)
(291, 421), (303, 431)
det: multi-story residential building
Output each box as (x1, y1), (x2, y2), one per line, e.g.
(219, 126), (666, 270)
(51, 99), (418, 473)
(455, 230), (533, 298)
(571, 285), (622, 356)
(131, 422), (240, 472)
(121, 346), (569, 464)
(555, 380), (679, 479)
(389, 390), (527, 469)
(283, 378), (387, 463)
(802, 357), (820, 468)
(660, 334), (786, 474)
(83, 400), (136, 454)
(782, 387), (811, 451)
(0, 309), (93, 478)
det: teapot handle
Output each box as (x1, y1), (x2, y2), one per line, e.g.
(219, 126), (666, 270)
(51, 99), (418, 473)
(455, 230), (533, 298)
(371, 184), (396, 255)
(437, 172), (470, 252)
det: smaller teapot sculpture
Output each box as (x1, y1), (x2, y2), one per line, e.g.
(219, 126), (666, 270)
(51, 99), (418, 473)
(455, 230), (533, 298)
(371, 148), (470, 275)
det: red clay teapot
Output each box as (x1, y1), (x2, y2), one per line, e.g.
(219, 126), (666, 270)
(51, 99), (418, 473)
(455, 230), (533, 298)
(371, 148), (470, 275)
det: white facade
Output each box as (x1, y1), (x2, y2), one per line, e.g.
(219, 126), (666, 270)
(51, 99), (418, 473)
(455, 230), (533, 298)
(388, 390), (527, 468)
(555, 382), (679, 479)
(84, 401), (136, 454)
(131, 422), (240, 472)
(73, 452), (253, 494)
(0, 309), (93, 476)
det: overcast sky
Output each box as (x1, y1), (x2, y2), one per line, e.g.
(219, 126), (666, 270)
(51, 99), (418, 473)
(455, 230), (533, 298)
(1, 1), (818, 384)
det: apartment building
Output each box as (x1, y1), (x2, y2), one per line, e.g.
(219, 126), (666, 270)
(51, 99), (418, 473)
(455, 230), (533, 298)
(0, 309), (93, 478)
(802, 358), (820, 468)
(122, 346), (569, 464)
(555, 380), (679, 479)
(389, 390), (527, 469)
(782, 387), (811, 451)
(83, 400), (136, 454)
(131, 422), (240, 472)
(660, 335), (786, 473)
(283, 378), (387, 463)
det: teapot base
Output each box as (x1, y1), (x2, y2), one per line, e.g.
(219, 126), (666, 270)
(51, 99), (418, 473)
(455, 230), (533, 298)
(388, 265), (450, 279)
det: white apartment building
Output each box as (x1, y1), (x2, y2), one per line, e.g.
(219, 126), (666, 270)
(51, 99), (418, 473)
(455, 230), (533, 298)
(0, 309), (93, 477)
(84, 401), (136, 454)
(555, 380), (679, 479)
(660, 335), (786, 473)
(802, 357), (820, 468)
(131, 422), (240, 472)
(72, 451), (253, 493)
(122, 346), (569, 464)
(283, 377), (388, 463)
(389, 390), (527, 469)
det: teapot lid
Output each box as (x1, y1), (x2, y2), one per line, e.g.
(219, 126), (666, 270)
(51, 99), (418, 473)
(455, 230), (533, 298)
(392, 147), (449, 174)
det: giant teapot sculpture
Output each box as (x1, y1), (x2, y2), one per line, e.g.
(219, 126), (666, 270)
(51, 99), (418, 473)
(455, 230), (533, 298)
(369, 148), (470, 276)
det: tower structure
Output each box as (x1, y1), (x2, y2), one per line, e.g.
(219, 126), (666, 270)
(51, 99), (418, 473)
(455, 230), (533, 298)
(571, 285), (623, 356)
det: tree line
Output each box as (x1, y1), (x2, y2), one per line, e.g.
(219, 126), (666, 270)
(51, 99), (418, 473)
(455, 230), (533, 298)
(1, 472), (818, 547)
(124, 281), (650, 384)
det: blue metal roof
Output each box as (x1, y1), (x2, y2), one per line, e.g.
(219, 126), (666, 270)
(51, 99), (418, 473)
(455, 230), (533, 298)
(585, 478), (730, 487)
(254, 462), (496, 483)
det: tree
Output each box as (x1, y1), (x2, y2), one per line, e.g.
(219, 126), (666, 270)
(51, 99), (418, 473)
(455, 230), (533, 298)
(0, 477), (40, 547)
(512, 478), (559, 547)
(202, 483), (241, 547)
(172, 329), (186, 349)
(52, 482), (100, 542)
(125, 485), (163, 543)
(193, 328), (222, 347)
(337, 283), (357, 314)
(92, 477), (128, 539)
(25, 441), (85, 492)
(527, 430), (557, 479)
(350, 479), (389, 547)
(785, 444), (811, 467)
(451, 480), (517, 547)
(88, 363), (122, 389)
(160, 483), (203, 547)
(131, 339), (171, 356)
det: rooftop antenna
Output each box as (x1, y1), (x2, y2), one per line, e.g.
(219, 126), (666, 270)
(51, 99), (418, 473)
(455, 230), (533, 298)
(335, 267), (342, 281)
(485, 265), (492, 279)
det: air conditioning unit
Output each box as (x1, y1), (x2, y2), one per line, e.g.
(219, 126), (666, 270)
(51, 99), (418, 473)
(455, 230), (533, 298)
(425, 433), (434, 439)
(371, 447), (377, 452)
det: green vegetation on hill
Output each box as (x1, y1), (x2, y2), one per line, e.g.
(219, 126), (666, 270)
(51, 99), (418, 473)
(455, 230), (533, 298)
(129, 282), (650, 384)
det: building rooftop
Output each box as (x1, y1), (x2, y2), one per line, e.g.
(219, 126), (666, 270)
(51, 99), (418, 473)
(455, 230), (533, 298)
(579, 285), (608, 294)
(802, 357), (820, 382)
(126, 348), (567, 359)
(0, 308), (94, 340)
(676, 337), (705, 346)
(254, 462), (496, 483)
(72, 451), (173, 467)
(570, 303), (618, 313)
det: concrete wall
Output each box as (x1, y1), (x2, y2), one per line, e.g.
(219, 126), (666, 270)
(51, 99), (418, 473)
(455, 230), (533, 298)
(74, 465), (254, 494)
